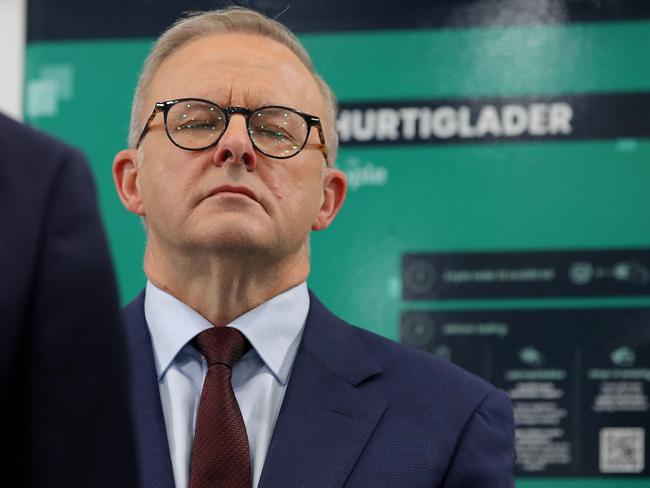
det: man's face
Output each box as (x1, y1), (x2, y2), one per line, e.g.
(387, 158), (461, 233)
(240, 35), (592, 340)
(114, 33), (346, 263)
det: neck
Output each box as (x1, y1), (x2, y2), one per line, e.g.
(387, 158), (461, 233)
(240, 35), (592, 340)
(143, 240), (310, 326)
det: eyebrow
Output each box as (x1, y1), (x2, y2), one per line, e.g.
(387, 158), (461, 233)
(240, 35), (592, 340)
(191, 81), (296, 110)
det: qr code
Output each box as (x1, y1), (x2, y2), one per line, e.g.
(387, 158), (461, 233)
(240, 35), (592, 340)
(599, 428), (645, 473)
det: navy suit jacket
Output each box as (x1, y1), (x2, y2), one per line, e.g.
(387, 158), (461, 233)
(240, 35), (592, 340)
(124, 288), (516, 487)
(0, 113), (138, 487)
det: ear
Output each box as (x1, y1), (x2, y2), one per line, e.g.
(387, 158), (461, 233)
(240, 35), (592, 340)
(113, 149), (146, 216)
(312, 167), (347, 231)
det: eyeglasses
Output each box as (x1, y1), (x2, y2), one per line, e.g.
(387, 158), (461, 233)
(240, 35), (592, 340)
(136, 98), (328, 161)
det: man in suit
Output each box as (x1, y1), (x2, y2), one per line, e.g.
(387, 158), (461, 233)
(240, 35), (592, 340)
(0, 113), (138, 487)
(113, 7), (516, 487)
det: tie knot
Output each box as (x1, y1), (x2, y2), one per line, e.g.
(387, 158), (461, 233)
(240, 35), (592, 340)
(193, 327), (250, 368)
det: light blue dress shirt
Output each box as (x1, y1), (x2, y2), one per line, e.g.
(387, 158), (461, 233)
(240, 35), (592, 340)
(144, 280), (309, 488)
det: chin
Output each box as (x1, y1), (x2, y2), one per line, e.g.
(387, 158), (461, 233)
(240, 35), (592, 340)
(190, 228), (271, 255)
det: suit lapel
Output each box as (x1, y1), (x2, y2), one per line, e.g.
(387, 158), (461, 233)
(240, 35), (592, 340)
(123, 292), (176, 488)
(258, 292), (387, 488)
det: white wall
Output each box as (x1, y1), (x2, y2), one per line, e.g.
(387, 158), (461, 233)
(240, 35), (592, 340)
(0, 0), (26, 120)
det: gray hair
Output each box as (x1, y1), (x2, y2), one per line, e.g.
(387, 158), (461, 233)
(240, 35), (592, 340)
(128, 6), (339, 164)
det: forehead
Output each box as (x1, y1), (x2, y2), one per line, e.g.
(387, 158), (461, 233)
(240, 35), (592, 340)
(147, 32), (324, 115)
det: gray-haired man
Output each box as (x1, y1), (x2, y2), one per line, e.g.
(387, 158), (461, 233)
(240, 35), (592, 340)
(114, 7), (516, 488)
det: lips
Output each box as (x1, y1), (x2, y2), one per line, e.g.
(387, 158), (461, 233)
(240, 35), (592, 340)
(204, 185), (259, 203)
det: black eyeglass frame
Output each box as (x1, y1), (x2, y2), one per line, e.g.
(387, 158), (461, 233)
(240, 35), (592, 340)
(136, 97), (329, 162)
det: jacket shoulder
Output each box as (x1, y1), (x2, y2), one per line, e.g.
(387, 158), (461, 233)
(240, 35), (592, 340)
(0, 113), (85, 167)
(306, 292), (499, 411)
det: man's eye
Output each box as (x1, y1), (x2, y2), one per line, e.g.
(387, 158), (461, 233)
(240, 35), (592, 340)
(255, 125), (296, 141)
(176, 121), (216, 131)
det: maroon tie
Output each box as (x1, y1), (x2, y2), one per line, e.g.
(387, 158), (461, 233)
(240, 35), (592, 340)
(190, 327), (252, 488)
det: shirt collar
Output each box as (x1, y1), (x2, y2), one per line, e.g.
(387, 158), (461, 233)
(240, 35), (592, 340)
(144, 281), (309, 385)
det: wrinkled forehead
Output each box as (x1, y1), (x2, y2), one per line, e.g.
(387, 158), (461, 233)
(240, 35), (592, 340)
(146, 33), (325, 116)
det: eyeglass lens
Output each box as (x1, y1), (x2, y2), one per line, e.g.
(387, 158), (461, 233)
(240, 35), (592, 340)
(166, 100), (309, 157)
(167, 101), (225, 148)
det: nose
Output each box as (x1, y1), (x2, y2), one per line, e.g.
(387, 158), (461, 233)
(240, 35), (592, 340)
(211, 114), (257, 171)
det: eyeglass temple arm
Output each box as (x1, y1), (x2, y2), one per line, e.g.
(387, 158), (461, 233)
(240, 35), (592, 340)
(135, 105), (163, 148)
(306, 115), (329, 163)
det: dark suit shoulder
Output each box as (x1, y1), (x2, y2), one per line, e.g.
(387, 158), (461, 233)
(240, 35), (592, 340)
(306, 293), (500, 416)
(0, 114), (96, 227)
(348, 323), (517, 488)
(305, 295), (515, 485)
(0, 112), (85, 169)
